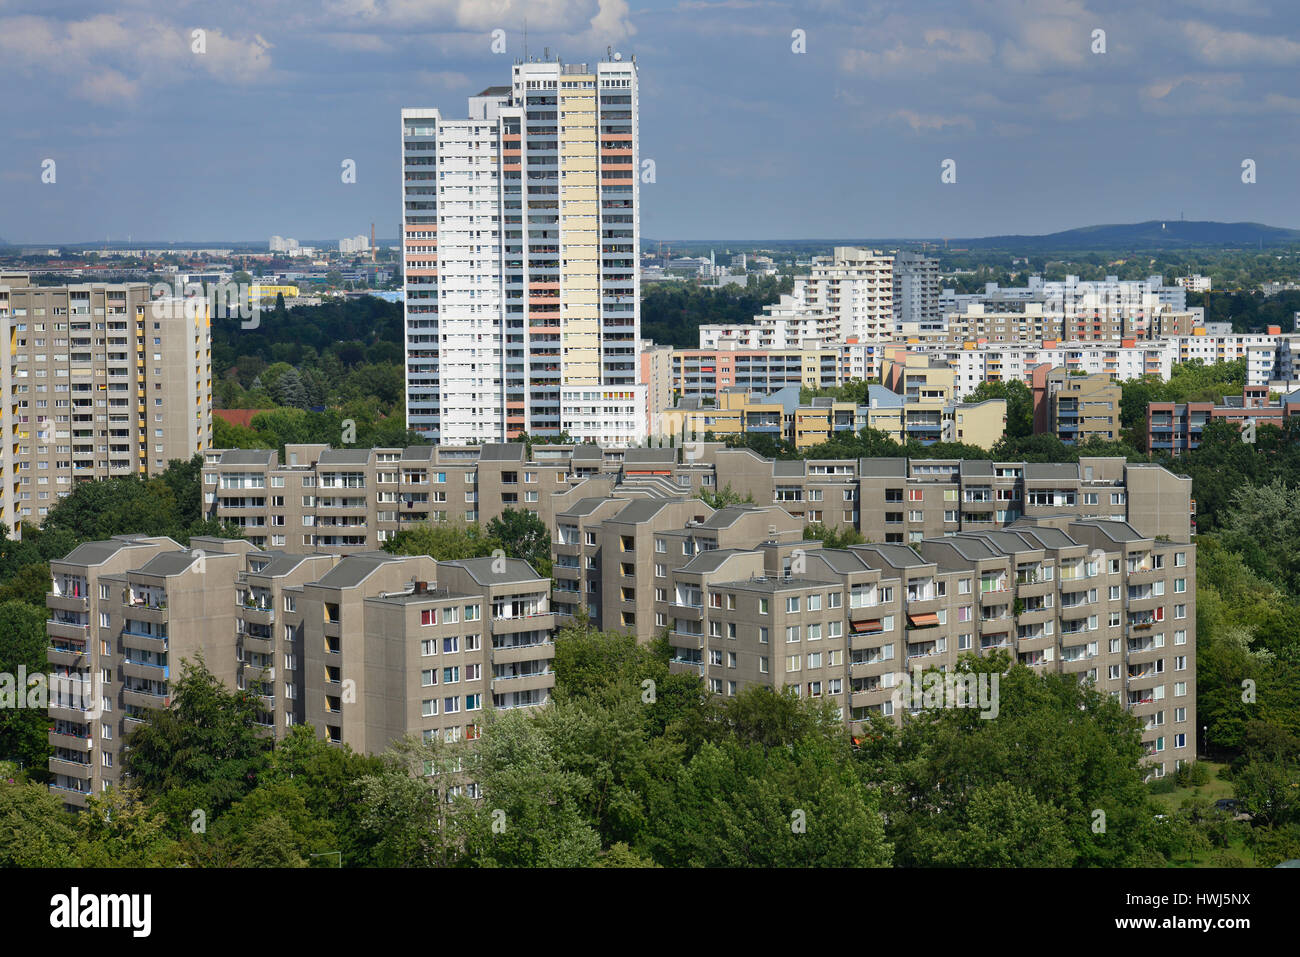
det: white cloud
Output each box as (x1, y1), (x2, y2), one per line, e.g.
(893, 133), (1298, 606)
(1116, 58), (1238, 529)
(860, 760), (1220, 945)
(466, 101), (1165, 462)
(891, 109), (974, 133)
(841, 27), (993, 76)
(0, 13), (273, 104)
(1182, 21), (1300, 65)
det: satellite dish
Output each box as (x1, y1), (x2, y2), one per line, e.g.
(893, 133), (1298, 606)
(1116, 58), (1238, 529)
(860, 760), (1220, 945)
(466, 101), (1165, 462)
(613, 51), (623, 61)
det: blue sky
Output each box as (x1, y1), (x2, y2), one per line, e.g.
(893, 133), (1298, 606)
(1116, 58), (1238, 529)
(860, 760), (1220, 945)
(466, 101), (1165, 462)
(1, 0), (1298, 243)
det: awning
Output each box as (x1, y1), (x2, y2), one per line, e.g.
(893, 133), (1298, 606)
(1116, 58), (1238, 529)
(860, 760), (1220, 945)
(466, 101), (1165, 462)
(908, 612), (940, 628)
(851, 619), (882, 633)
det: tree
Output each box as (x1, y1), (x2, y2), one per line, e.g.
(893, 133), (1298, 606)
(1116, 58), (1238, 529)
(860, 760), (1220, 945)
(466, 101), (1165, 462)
(487, 508), (551, 577)
(123, 658), (271, 832)
(803, 523), (866, 548)
(0, 780), (81, 866)
(965, 379), (1032, 438)
(0, 601), (53, 772)
(460, 710), (603, 867)
(700, 484), (753, 509)
(383, 522), (499, 561)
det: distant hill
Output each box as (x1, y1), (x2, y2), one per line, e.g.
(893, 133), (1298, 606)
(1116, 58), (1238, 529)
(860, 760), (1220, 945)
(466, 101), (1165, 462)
(646, 220), (1300, 254)
(952, 220), (1300, 250)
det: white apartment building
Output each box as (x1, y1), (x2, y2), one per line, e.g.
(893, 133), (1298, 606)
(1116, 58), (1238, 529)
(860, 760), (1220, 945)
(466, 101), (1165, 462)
(1175, 275), (1212, 293)
(799, 247), (895, 340)
(916, 332), (1300, 398)
(401, 55), (645, 447)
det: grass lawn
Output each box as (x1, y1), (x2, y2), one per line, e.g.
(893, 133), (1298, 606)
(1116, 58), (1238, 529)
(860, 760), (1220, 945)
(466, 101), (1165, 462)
(1151, 762), (1260, 867)
(1150, 760), (1235, 813)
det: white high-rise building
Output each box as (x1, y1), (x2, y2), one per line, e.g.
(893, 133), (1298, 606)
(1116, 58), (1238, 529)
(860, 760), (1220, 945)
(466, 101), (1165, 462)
(798, 247), (895, 340)
(401, 55), (645, 446)
(891, 251), (941, 335)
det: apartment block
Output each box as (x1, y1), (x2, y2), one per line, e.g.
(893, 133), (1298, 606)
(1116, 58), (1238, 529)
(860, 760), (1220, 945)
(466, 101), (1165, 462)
(401, 55), (645, 446)
(47, 537), (555, 808)
(1032, 366), (1121, 444)
(203, 442), (619, 551)
(1146, 385), (1300, 454)
(205, 440), (1193, 553)
(648, 516), (1195, 775)
(552, 497), (803, 631)
(301, 552), (554, 758)
(0, 275), (213, 533)
(46, 534), (274, 807)
(891, 251), (942, 335)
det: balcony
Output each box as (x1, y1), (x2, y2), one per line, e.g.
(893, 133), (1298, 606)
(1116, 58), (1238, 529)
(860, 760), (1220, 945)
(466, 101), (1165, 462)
(490, 612), (556, 635)
(121, 628), (168, 653)
(48, 754), (94, 776)
(491, 670), (554, 694)
(491, 639), (556, 665)
(669, 602), (703, 620)
(122, 688), (169, 710)
(47, 642), (88, 668)
(47, 619), (90, 642)
(48, 783), (90, 807)
(239, 632), (275, 655)
(240, 602), (276, 625)
(46, 593), (89, 614)
(48, 729), (92, 751)
(120, 658), (170, 681)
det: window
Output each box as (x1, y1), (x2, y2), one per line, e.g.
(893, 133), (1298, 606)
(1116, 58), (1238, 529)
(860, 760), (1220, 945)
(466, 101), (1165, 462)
(1174, 578), (1186, 593)
(785, 655), (801, 672)
(1174, 552), (1186, 567)
(421, 608), (438, 626)
(421, 640), (436, 657)
(786, 625), (800, 642)
(758, 598), (769, 615)
(759, 656), (769, 674)
(758, 627), (768, 644)
(421, 669), (437, 687)
(443, 636), (459, 653)
(422, 699), (437, 717)
(785, 596), (800, 613)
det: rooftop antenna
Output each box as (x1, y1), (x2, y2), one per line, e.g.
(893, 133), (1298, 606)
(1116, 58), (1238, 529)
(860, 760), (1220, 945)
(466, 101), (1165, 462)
(523, 17), (527, 62)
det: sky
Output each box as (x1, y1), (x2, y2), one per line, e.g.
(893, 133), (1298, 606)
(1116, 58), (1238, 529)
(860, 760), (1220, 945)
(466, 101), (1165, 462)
(1, 0), (1299, 243)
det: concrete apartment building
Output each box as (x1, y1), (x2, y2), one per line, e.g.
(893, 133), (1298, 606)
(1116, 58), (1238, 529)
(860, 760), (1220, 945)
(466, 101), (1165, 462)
(1146, 385), (1300, 454)
(47, 536), (555, 808)
(299, 552), (554, 759)
(1031, 366), (1122, 444)
(205, 440), (1193, 552)
(891, 251), (942, 335)
(0, 274), (213, 534)
(401, 55), (645, 446)
(46, 534), (275, 807)
(552, 498), (804, 629)
(629, 513), (1195, 775)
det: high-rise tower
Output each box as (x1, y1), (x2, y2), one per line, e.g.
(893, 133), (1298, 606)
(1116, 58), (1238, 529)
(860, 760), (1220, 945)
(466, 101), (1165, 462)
(401, 54), (644, 446)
